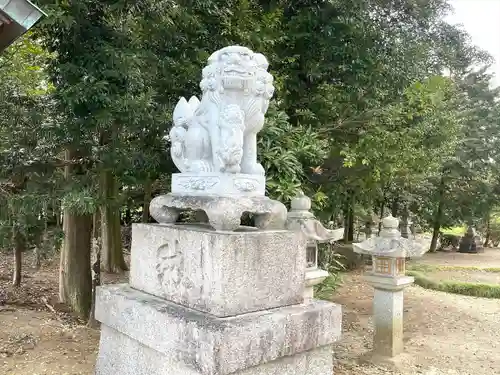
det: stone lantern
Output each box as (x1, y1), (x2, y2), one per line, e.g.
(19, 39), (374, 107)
(286, 191), (344, 301)
(0, 0), (45, 52)
(353, 215), (428, 358)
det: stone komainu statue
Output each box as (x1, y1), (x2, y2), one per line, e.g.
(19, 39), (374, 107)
(169, 45), (275, 176)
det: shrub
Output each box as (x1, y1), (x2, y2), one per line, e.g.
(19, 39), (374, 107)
(407, 270), (500, 299)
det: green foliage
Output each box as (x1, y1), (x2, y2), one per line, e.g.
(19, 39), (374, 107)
(0, 34), (55, 252)
(314, 274), (343, 301)
(441, 226), (466, 236)
(259, 103), (329, 202)
(317, 243), (346, 275)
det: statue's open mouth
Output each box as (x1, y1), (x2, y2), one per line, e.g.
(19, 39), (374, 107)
(223, 68), (253, 77)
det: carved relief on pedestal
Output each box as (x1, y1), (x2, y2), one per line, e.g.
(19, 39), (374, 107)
(156, 239), (183, 291)
(176, 177), (220, 191)
(233, 178), (259, 192)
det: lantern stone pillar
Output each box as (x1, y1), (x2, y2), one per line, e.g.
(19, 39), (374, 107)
(353, 215), (427, 358)
(285, 192), (344, 302)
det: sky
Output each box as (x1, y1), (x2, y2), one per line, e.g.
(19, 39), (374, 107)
(446, 0), (500, 87)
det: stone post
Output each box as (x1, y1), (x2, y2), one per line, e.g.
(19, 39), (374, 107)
(399, 209), (410, 239)
(93, 46), (342, 375)
(363, 213), (379, 239)
(458, 225), (484, 253)
(285, 191), (344, 301)
(353, 215), (427, 358)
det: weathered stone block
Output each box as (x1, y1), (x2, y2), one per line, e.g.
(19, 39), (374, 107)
(95, 284), (341, 375)
(96, 325), (333, 375)
(130, 223), (306, 317)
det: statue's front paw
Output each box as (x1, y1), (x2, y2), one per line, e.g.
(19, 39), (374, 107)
(240, 162), (265, 175)
(224, 164), (241, 174)
(250, 163), (265, 176)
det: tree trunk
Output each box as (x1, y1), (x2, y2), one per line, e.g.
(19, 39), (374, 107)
(33, 214), (47, 269)
(484, 213), (491, 248)
(142, 177), (152, 223)
(100, 170), (127, 273)
(391, 196), (399, 217)
(59, 148), (93, 320)
(12, 227), (25, 287)
(88, 210), (101, 327)
(55, 204), (62, 228)
(378, 200), (385, 235)
(347, 197), (354, 242)
(124, 207), (131, 226)
(342, 192), (355, 242)
(429, 176), (446, 253)
(343, 196), (350, 242)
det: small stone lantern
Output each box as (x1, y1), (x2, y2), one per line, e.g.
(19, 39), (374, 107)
(286, 191), (344, 301)
(353, 215), (427, 358)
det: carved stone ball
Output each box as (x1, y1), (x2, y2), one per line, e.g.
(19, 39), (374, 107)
(290, 191), (312, 212)
(382, 215), (399, 229)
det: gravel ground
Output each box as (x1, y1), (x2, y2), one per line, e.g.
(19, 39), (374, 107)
(332, 269), (500, 375)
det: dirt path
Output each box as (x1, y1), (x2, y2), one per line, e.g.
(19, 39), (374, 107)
(0, 254), (122, 375)
(0, 308), (99, 375)
(333, 253), (500, 375)
(416, 249), (500, 268)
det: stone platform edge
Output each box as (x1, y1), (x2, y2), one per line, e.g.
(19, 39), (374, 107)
(95, 284), (342, 375)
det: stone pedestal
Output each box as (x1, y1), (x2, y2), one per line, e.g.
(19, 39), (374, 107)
(365, 275), (414, 357)
(95, 284), (341, 375)
(95, 223), (342, 375)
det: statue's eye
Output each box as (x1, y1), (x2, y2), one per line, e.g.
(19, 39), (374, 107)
(221, 52), (229, 60)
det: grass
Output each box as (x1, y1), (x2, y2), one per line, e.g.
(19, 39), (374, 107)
(408, 263), (500, 273)
(314, 273), (343, 300)
(440, 226), (466, 236)
(407, 270), (500, 299)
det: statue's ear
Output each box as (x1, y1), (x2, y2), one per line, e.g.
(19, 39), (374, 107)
(207, 50), (219, 64)
(188, 96), (200, 112)
(173, 97), (191, 125)
(253, 53), (269, 70)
